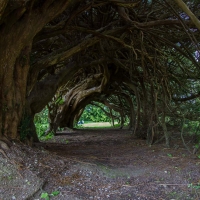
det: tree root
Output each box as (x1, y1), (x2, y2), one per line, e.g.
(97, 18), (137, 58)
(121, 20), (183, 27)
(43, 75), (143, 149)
(0, 140), (10, 160)
(0, 140), (10, 150)
(0, 149), (9, 160)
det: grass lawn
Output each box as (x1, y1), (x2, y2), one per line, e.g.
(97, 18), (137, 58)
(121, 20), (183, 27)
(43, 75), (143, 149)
(80, 122), (115, 128)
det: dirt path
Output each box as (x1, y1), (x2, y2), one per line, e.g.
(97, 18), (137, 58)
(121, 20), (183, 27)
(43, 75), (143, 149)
(1, 128), (200, 200)
(39, 128), (200, 200)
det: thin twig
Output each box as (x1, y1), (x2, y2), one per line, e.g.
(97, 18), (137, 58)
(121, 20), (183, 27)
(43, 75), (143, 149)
(122, 184), (136, 187)
(159, 183), (188, 186)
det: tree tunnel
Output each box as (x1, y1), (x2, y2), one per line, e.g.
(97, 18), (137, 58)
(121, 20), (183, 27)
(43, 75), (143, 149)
(0, 0), (200, 149)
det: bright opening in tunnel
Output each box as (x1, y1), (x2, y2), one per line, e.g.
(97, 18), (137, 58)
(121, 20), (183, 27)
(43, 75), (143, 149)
(34, 107), (49, 138)
(77, 102), (113, 128)
(76, 102), (122, 128)
(33, 98), (131, 139)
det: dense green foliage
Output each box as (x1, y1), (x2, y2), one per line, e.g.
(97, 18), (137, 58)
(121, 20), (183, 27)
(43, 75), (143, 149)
(34, 108), (48, 138)
(79, 103), (110, 123)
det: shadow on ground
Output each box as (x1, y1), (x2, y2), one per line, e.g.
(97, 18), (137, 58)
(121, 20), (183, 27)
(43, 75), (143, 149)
(40, 128), (200, 200)
(0, 128), (200, 200)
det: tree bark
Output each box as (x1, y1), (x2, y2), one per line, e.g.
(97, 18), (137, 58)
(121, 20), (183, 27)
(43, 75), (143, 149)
(1, 44), (32, 140)
(0, 0), (8, 20)
(0, 0), (79, 142)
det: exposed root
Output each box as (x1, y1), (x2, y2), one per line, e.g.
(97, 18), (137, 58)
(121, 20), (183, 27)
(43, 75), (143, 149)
(0, 149), (9, 160)
(0, 140), (10, 150)
(0, 140), (11, 160)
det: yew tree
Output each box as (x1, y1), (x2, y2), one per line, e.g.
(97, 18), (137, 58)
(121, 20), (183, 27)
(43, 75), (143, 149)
(0, 0), (81, 143)
(0, 0), (200, 147)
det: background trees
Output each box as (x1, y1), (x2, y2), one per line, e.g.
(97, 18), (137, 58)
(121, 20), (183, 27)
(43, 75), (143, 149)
(0, 0), (200, 147)
(79, 103), (111, 123)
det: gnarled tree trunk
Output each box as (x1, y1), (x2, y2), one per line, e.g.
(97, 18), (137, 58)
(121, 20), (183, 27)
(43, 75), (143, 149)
(1, 45), (31, 140)
(0, 0), (78, 143)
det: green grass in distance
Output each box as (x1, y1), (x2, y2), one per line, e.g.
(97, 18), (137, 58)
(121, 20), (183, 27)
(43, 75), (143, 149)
(78, 121), (120, 128)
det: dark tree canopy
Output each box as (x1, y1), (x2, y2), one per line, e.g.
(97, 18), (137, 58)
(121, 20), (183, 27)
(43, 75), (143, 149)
(0, 0), (200, 147)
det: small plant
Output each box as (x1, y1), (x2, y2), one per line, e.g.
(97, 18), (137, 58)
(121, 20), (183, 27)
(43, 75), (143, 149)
(167, 153), (173, 157)
(51, 191), (60, 196)
(41, 192), (49, 200)
(40, 132), (54, 141)
(40, 190), (60, 200)
(66, 139), (69, 144)
(188, 183), (200, 190)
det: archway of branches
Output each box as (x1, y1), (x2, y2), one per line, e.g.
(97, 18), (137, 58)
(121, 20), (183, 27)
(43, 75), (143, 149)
(31, 1), (200, 147)
(0, 0), (200, 148)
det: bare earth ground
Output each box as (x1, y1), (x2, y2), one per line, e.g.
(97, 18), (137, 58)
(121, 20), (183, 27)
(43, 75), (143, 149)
(1, 128), (200, 200)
